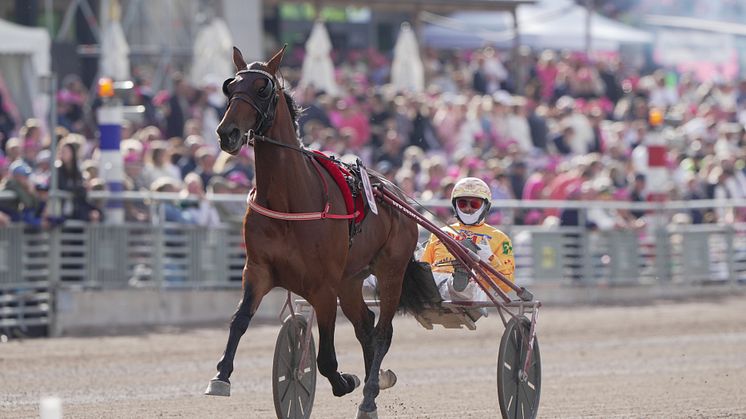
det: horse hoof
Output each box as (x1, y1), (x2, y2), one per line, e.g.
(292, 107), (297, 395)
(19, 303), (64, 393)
(356, 408), (378, 419)
(379, 369), (397, 390)
(204, 378), (231, 396)
(344, 373), (361, 390)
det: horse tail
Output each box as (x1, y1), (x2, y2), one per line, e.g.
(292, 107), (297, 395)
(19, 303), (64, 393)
(398, 257), (442, 315)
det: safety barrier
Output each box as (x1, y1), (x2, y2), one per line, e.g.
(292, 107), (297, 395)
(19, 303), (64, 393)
(0, 225), (52, 335)
(6, 222), (744, 291)
(3, 192), (746, 335)
(52, 221), (247, 286)
(506, 223), (746, 286)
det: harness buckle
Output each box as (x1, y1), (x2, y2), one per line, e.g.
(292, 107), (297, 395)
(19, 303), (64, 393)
(246, 129), (256, 147)
(321, 202), (331, 219)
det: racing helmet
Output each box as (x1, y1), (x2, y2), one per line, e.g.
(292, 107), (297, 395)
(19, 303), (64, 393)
(450, 177), (491, 225)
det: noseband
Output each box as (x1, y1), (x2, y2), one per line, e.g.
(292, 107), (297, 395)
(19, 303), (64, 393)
(222, 68), (280, 139)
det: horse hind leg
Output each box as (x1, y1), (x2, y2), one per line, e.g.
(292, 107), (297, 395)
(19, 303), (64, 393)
(339, 278), (397, 391)
(309, 289), (361, 397)
(338, 279), (376, 382)
(205, 265), (272, 396)
(356, 266), (407, 417)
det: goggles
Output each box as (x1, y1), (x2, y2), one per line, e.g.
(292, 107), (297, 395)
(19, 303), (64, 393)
(456, 198), (484, 211)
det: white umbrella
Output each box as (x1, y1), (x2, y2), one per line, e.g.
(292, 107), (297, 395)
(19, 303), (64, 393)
(99, 0), (130, 81)
(391, 22), (424, 93)
(191, 18), (234, 87)
(299, 20), (339, 96)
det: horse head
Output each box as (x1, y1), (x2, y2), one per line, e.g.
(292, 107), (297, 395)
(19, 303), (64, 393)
(217, 46), (286, 155)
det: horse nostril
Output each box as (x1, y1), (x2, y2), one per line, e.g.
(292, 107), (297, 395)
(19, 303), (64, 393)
(218, 124), (235, 142)
(229, 128), (242, 143)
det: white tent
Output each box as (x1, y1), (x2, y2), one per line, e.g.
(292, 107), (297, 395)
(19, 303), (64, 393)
(99, 0), (130, 81)
(0, 18), (50, 122)
(391, 22), (425, 93)
(191, 18), (234, 87)
(299, 21), (339, 96)
(422, 0), (653, 51)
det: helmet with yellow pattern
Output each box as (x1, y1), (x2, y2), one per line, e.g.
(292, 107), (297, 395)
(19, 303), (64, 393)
(450, 177), (491, 225)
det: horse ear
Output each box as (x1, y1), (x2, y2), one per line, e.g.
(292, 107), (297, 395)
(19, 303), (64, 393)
(232, 46), (247, 72)
(266, 44), (287, 75)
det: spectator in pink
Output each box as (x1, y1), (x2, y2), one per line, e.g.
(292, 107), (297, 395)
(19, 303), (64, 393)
(536, 50), (559, 102)
(330, 98), (370, 150)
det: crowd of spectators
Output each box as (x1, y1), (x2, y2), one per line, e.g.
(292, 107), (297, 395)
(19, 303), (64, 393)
(2, 44), (746, 231)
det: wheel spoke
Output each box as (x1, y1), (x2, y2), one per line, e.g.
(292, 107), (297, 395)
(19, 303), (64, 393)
(286, 396), (293, 419)
(278, 377), (292, 401)
(297, 377), (313, 398)
(291, 382), (301, 418)
(297, 395), (306, 419)
(286, 325), (297, 349)
(518, 377), (536, 415)
(279, 351), (293, 372)
(282, 336), (293, 362)
(280, 382), (292, 415)
(526, 380), (535, 391)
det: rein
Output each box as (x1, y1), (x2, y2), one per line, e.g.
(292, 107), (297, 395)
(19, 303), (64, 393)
(245, 129), (305, 153)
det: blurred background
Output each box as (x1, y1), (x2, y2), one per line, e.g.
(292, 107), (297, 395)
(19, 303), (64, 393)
(1, 0), (746, 338)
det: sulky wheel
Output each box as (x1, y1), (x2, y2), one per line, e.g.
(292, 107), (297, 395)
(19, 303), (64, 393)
(497, 316), (541, 419)
(272, 314), (317, 419)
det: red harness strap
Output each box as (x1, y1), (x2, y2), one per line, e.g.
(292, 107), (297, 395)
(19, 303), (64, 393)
(247, 153), (360, 221)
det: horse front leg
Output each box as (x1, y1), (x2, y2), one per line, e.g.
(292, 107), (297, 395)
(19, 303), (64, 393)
(205, 265), (272, 396)
(309, 289), (361, 397)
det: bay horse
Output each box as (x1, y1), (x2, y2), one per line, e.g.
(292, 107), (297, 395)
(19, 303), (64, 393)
(205, 46), (433, 418)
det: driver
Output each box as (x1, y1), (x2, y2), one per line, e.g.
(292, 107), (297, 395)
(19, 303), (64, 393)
(421, 177), (515, 301)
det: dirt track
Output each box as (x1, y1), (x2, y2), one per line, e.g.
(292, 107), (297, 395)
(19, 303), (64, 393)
(2, 296), (746, 419)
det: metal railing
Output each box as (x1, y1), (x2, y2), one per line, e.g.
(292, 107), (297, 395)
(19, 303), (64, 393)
(2, 190), (746, 335)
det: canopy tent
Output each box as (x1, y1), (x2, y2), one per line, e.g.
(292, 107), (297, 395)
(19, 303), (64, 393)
(99, 0), (130, 81)
(191, 17), (235, 87)
(391, 22), (425, 93)
(0, 18), (50, 123)
(422, 0), (653, 51)
(299, 20), (339, 96)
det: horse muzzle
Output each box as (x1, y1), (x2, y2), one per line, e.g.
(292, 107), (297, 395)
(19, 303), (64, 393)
(217, 125), (245, 155)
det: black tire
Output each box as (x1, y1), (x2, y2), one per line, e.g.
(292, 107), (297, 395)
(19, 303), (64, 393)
(497, 316), (541, 419)
(272, 314), (317, 419)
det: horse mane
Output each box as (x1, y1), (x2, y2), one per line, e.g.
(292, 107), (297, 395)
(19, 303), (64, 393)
(283, 89), (301, 138)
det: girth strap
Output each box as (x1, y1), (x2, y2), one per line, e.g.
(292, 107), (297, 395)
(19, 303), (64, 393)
(247, 154), (360, 221)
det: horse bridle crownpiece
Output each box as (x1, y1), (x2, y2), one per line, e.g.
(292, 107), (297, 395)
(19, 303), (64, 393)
(222, 67), (280, 141)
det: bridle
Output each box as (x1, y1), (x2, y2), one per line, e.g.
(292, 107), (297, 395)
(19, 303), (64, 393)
(222, 67), (281, 144)
(222, 66), (327, 156)
(222, 66), (358, 222)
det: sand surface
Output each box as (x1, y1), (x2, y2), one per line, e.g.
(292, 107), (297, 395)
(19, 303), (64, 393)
(2, 296), (745, 418)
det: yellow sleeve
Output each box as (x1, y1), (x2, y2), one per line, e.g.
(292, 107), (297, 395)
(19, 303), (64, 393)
(421, 233), (439, 265)
(489, 231), (515, 292)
